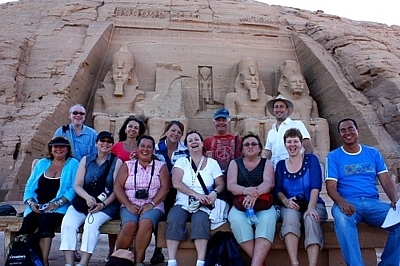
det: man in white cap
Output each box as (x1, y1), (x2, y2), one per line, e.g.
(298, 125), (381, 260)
(205, 108), (241, 174)
(265, 95), (313, 167)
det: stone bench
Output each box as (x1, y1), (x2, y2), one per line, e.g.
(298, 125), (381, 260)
(156, 220), (388, 266)
(0, 216), (120, 259)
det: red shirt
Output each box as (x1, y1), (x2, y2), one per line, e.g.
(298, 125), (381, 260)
(204, 134), (241, 172)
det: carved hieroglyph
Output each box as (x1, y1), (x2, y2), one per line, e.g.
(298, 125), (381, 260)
(224, 57), (275, 141)
(276, 60), (330, 162)
(93, 45), (145, 138)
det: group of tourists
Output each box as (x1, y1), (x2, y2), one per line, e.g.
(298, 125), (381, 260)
(15, 94), (400, 266)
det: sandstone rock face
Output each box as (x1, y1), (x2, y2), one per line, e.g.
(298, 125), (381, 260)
(0, 0), (399, 200)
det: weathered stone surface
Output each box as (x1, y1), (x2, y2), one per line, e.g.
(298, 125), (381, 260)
(0, 0), (399, 200)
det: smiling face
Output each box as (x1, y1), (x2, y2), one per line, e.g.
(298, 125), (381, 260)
(214, 117), (230, 135)
(51, 145), (68, 161)
(285, 136), (302, 157)
(125, 120), (140, 140)
(96, 137), (113, 153)
(166, 124), (183, 145)
(69, 106), (86, 127)
(272, 100), (289, 121)
(185, 132), (204, 154)
(137, 138), (154, 162)
(338, 120), (359, 147)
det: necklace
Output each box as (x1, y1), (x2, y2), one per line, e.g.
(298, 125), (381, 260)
(190, 156), (204, 186)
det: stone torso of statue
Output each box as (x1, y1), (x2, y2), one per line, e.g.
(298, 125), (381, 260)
(93, 45), (145, 137)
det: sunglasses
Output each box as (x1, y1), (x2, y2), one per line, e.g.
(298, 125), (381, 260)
(71, 111), (86, 116)
(243, 142), (258, 147)
(99, 138), (113, 144)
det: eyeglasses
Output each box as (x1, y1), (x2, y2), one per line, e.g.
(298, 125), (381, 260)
(71, 111), (86, 116)
(243, 142), (258, 147)
(99, 139), (113, 144)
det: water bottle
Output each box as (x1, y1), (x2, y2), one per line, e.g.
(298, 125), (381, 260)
(29, 246), (44, 266)
(246, 205), (258, 225)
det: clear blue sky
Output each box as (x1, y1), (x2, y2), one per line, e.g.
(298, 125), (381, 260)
(0, 0), (398, 26)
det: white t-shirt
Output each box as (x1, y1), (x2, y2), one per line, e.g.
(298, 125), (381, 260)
(265, 118), (310, 167)
(173, 156), (223, 206)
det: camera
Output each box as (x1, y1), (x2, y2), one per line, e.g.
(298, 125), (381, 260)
(293, 194), (308, 212)
(38, 203), (49, 211)
(135, 189), (149, 199)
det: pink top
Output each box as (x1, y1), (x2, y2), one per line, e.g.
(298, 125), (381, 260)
(123, 159), (166, 212)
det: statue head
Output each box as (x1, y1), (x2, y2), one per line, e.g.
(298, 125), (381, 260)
(112, 45), (138, 96)
(235, 57), (264, 101)
(199, 67), (211, 81)
(279, 60), (307, 99)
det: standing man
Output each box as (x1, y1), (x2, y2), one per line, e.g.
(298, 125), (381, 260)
(265, 95), (313, 167)
(54, 104), (98, 162)
(204, 108), (241, 174)
(325, 118), (400, 266)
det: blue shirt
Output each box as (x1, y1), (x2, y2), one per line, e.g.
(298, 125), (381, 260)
(275, 154), (324, 204)
(325, 145), (387, 199)
(23, 157), (79, 216)
(53, 124), (97, 161)
(154, 140), (188, 174)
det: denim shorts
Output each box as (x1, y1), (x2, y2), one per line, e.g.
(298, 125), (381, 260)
(120, 207), (163, 228)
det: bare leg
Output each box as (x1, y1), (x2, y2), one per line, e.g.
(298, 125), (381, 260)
(135, 219), (153, 263)
(239, 239), (255, 260)
(64, 250), (75, 265)
(39, 237), (52, 266)
(284, 233), (299, 265)
(251, 238), (271, 266)
(166, 239), (180, 260)
(306, 243), (319, 266)
(116, 222), (137, 249)
(194, 239), (208, 260)
(107, 234), (117, 260)
(78, 251), (92, 266)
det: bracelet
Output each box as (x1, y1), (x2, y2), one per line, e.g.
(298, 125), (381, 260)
(55, 199), (64, 207)
(213, 189), (219, 195)
(101, 202), (106, 208)
(149, 201), (156, 207)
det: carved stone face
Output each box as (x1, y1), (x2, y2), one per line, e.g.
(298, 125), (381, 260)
(287, 74), (304, 95)
(112, 60), (132, 87)
(241, 66), (260, 91)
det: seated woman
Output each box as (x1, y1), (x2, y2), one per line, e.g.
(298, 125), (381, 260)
(227, 133), (278, 266)
(114, 135), (169, 266)
(275, 128), (327, 266)
(18, 137), (79, 266)
(165, 130), (225, 266)
(60, 131), (122, 266)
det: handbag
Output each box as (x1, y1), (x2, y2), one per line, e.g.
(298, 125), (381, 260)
(72, 154), (116, 214)
(233, 158), (273, 212)
(232, 193), (273, 212)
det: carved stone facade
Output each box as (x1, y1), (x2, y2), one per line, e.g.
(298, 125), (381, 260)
(0, 0), (399, 200)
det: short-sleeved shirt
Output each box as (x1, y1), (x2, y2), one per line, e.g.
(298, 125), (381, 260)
(204, 134), (241, 173)
(275, 154), (324, 204)
(325, 144), (387, 199)
(265, 118), (310, 167)
(154, 140), (188, 174)
(124, 159), (166, 211)
(53, 124), (97, 161)
(173, 156), (222, 206)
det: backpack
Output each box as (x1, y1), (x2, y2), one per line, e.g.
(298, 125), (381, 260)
(205, 231), (244, 266)
(0, 204), (17, 216)
(5, 234), (43, 266)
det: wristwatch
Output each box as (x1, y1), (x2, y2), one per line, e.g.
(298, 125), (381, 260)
(213, 189), (219, 195)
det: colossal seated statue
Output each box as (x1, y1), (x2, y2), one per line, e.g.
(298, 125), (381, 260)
(277, 60), (329, 162)
(93, 45), (145, 138)
(224, 57), (274, 140)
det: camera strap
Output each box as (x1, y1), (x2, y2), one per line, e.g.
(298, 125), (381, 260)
(133, 159), (155, 193)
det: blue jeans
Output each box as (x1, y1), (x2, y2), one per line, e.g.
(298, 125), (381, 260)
(331, 197), (400, 266)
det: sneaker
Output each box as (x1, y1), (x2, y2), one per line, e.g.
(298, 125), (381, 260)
(150, 248), (165, 264)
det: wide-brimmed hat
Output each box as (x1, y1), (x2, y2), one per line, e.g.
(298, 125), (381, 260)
(96, 131), (114, 143)
(267, 94), (294, 117)
(49, 137), (70, 146)
(214, 108), (230, 120)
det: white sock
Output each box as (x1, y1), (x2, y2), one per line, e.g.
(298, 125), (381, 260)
(167, 259), (178, 266)
(196, 260), (205, 266)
